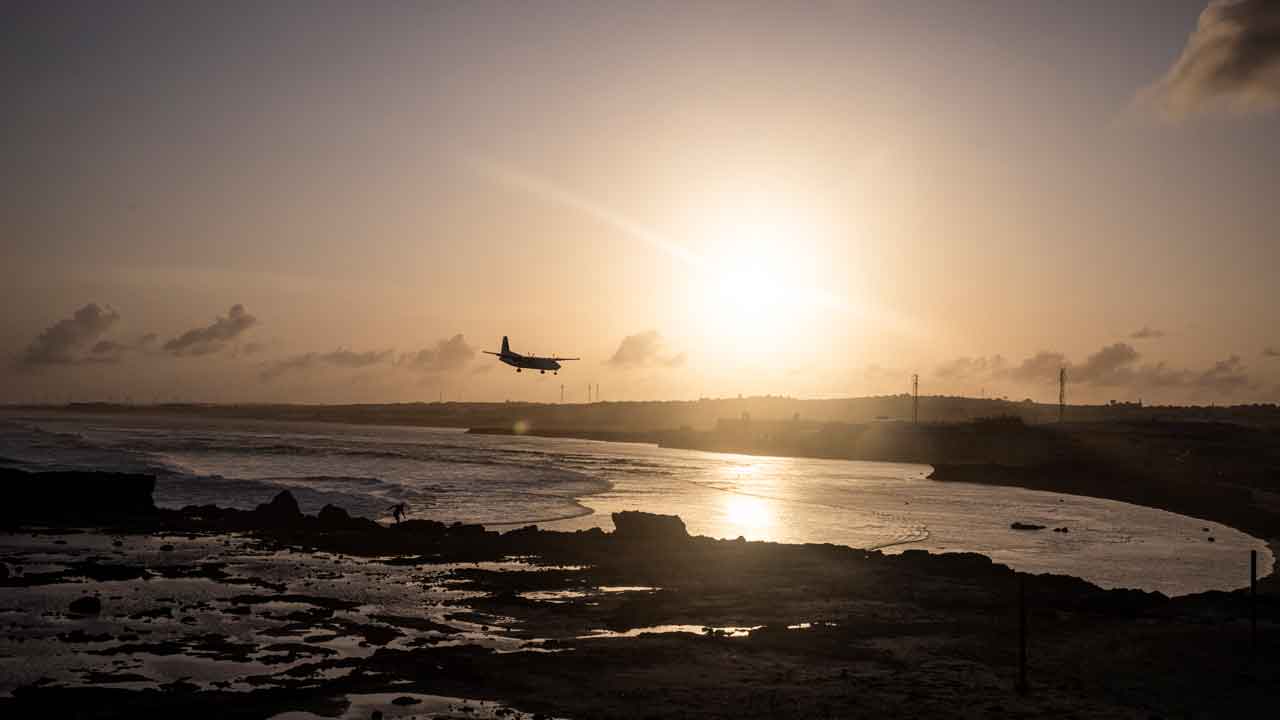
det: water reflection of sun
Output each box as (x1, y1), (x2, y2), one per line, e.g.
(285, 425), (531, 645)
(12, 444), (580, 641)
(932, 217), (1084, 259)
(722, 495), (774, 532)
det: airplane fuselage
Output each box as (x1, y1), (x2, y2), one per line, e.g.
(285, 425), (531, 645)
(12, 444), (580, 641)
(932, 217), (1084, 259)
(496, 352), (561, 372)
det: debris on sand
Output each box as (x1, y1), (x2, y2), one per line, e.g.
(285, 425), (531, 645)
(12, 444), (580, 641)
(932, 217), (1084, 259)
(1010, 522), (1046, 531)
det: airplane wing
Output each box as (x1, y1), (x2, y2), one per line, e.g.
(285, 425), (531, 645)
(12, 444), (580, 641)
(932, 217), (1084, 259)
(550, 357), (580, 361)
(482, 351), (502, 356)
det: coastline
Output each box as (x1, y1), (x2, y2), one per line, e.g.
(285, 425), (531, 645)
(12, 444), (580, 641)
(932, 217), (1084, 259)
(2, 471), (1277, 718)
(474, 422), (1280, 571)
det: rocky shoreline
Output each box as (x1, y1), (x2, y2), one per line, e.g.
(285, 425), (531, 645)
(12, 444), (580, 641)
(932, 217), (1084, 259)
(1, 468), (1277, 718)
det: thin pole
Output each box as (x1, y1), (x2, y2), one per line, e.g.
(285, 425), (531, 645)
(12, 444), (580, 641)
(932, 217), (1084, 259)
(1251, 549), (1258, 660)
(912, 374), (919, 425)
(1017, 574), (1028, 694)
(1058, 368), (1066, 423)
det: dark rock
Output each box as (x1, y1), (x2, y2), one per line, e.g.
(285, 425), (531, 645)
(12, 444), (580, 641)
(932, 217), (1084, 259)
(69, 596), (102, 615)
(159, 544), (175, 552)
(316, 504), (382, 532)
(0, 468), (157, 526)
(317, 504), (352, 528)
(253, 491), (302, 524)
(1053, 527), (1069, 533)
(391, 696), (421, 706)
(611, 511), (689, 543)
(393, 518), (448, 537)
(1010, 522), (1046, 531)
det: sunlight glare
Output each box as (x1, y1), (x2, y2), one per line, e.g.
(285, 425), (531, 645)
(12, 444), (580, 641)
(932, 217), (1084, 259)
(722, 495), (775, 532)
(693, 199), (828, 347)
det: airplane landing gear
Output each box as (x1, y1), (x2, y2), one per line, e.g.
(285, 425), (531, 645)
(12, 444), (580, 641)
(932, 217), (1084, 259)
(516, 368), (522, 373)
(540, 370), (546, 374)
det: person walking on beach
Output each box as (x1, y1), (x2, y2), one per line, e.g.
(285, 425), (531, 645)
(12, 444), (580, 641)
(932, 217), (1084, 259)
(389, 501), (408, 525)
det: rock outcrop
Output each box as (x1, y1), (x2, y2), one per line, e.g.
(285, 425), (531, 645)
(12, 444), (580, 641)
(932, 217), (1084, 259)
(611, 511), (689, 544)
(0, 468), (156, 526)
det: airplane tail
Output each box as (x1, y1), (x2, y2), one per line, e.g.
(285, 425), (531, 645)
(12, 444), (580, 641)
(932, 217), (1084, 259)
(501, 336), (510, 355)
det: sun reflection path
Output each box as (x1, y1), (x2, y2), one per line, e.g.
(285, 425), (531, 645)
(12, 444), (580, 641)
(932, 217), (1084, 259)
(721, 494), (775, 533)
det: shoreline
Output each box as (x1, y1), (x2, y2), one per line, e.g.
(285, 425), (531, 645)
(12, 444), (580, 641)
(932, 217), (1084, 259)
(473, 423), (1280, 563)
(2, 474), (1277, 718)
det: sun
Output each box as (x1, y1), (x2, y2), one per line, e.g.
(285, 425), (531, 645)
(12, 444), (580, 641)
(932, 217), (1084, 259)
(691, 204), (826, 347)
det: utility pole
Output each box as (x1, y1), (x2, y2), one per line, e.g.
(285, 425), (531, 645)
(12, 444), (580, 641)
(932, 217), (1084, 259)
(1058, 368), (1066, 423)
(911, 374), (919, 424)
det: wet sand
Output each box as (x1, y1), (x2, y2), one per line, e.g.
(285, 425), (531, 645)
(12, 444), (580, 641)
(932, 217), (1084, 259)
(1, 476), (1277, 718)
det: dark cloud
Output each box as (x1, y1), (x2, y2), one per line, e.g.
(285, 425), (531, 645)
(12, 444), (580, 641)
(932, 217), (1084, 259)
(1130, 326), (1165, 340)
(1196, 355), (1250, 394)
(18, 303), (120, 367)
(935, 355), (1008, 381)
(398, 334), (476, 373)
(86, 333), (157, 363)
(1139, 0), (1280, 117)
(164, 304), (258, 356)
(1005, 351), (1069, 385)
(260, 347), (393, 381)
(607, 331), (686, 368)
(935, 342), (1254, 397)
(1073, 343), (1141, 385)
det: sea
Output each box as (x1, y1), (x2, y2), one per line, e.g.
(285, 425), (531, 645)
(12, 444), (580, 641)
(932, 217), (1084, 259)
(0, 411), (1271, 596)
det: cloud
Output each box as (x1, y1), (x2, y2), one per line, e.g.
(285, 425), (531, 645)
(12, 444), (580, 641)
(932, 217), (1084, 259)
(1264, 346), (1280, 357)
(1130, 326), (1165, 340)
(1005, 351), (1069, 385)
(260, 347), (393, 381)
(1073, 343), (1141, 385)
(18, 303), (120, 367)
(934, 341), (1255, 397)
(398, 334), (476, 373)
(1138, 0), (1280, 117)
(1196, 354), (1250, 394)
(234, 341), (267, 357)
(86, 333), (157, 363)
(164, 304), (257, 356)
(607, 331), (686, 368)
(935, 355), (1008, 381)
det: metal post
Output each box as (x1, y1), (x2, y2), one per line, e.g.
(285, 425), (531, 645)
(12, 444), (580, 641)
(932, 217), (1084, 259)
(1017, 574), (1028, 694)
(1058, 368), (1066, 423)
(1252, 549), (1258, 660)
(911, 374), (919, 425)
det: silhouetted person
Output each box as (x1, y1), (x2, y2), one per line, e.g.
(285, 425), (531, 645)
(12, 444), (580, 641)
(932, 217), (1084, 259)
(389, 501), (408, 524)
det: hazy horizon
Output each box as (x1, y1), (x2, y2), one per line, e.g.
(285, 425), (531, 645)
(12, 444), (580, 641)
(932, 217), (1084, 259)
(5, 1), (1280, 405)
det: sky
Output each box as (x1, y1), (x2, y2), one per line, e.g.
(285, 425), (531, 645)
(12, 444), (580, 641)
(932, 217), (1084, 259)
(3, 0), (1279, 405)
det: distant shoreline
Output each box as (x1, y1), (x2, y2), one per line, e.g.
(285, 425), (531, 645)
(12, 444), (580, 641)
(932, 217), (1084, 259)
(9, 406), (1279, 583)
(471, 424), (1280, 566)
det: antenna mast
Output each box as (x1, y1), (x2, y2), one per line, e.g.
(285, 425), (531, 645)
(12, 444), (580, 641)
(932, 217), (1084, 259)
(912, 373), (919, 425)
(1058, 367), (1066, 422)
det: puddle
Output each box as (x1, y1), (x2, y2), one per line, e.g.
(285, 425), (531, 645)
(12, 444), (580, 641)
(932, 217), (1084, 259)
(270, 691), (561, 719)
(579, 624), (761, 639)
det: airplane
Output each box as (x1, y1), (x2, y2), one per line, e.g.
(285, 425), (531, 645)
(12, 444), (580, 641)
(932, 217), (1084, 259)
(484, 336), (579, 375)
